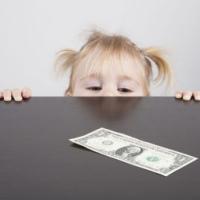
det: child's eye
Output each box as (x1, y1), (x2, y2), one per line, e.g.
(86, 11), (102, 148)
(86, 86), (102, 91)
(118, 88), (133, 93)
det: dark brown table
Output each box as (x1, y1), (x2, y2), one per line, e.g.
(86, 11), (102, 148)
(0, 97), (199, 200)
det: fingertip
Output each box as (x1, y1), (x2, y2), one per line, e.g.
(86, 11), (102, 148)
(194, 91), (200, 101)
(183, 96), (191, 101)
(175, 92), (182, 99)
(3, 89), (12, 102)
(183, 94), (192, 101)
(14, 96), (23, 102)
(22, 88), (32, 98)
(4, 97), (12, 102)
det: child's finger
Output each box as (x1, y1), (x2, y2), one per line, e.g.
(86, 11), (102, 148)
(22, 87), (32, 98)
(193, 91), (200, 101)
(182, 91), (193, 101)
(0, 90), (3, 99)
(175, 91), (183, 99)
(12, 89), (23, 101)
(3, 89), (12, 102)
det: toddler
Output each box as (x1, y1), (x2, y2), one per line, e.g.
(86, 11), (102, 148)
(0, 30), (200, 101)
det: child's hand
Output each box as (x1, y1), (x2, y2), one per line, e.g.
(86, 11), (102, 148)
(175, 91), (200, 101)
(0, 88), (32, 102)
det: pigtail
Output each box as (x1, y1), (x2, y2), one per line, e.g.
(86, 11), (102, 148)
(142, 47), (175, 93)
(53, 49), (78, 96)
(54, 48), (78, 78)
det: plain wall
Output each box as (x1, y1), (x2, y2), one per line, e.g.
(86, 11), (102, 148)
(0, 0), (199, 96)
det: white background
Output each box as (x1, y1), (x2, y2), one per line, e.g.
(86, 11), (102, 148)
(0, 0), (199, 96)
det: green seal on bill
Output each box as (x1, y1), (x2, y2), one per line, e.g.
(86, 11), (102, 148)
(146, 156), (160, 162)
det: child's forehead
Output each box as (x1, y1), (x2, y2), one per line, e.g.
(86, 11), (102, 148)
(75, 50), (144, 83)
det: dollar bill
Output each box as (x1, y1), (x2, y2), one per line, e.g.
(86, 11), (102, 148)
(69, 127), (198, 176)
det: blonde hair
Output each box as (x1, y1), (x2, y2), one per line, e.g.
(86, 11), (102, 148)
(54, 29), (175, 96)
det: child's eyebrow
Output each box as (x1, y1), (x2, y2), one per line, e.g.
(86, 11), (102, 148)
(80, 73), (102, 81)
(80, 73), (139, 85)
(118, 75), (140, 86)
(119, 75), (136, 81)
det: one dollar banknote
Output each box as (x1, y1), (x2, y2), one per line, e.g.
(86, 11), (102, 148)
(69, 127), (198, 176)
